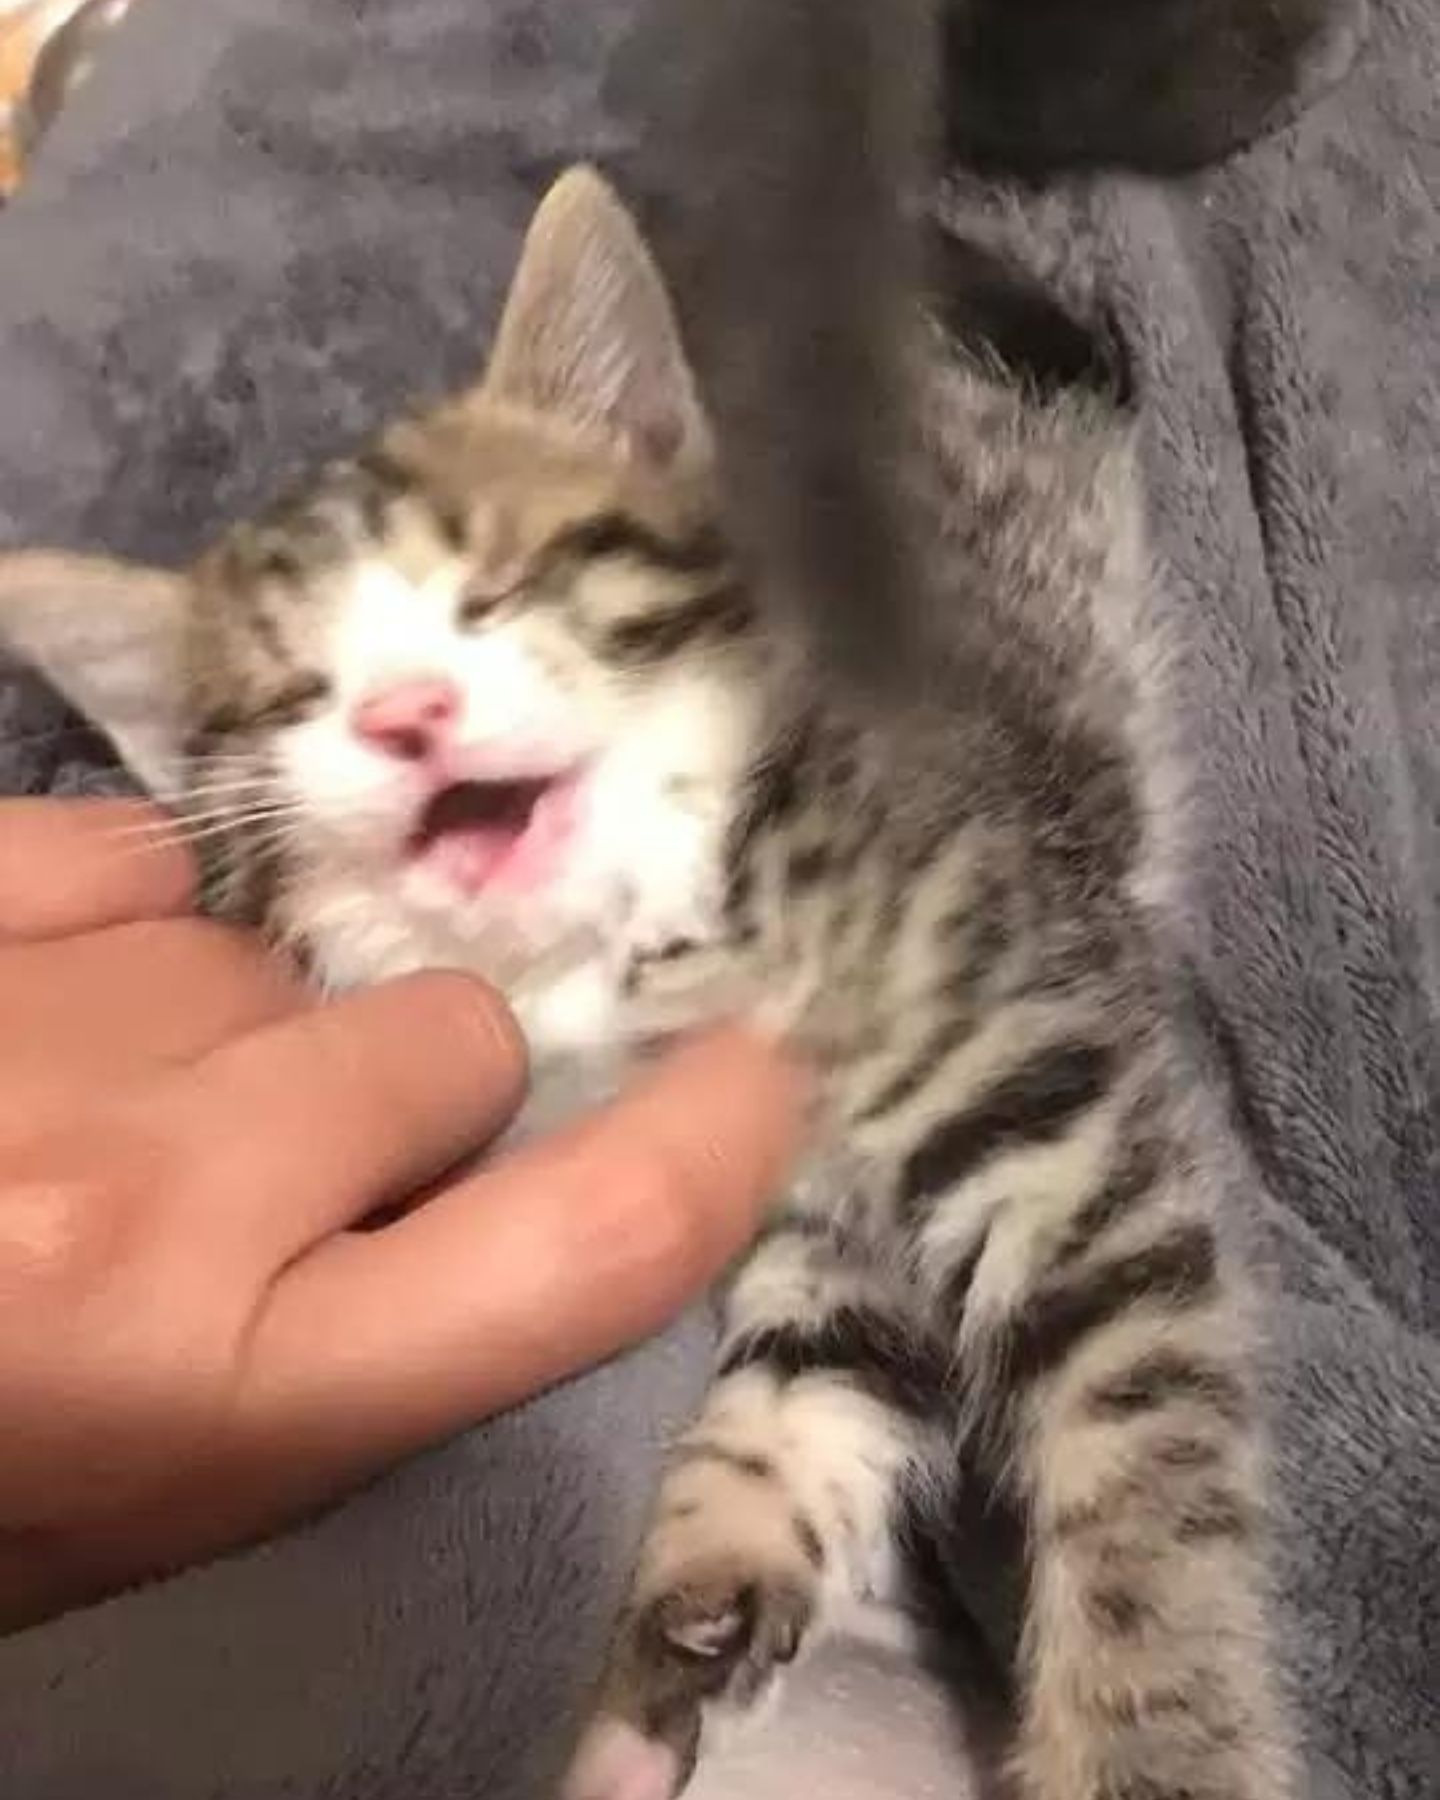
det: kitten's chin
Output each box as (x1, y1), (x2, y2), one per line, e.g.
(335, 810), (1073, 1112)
(396, 854), (623, 1002)
(278, 854), (621, 1011)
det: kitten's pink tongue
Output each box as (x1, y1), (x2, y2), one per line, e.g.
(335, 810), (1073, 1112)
(417, 776), (580, 895)
(424, 824), (519, 892)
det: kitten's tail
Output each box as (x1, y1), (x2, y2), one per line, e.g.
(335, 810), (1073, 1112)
(613, 0), (939, 695)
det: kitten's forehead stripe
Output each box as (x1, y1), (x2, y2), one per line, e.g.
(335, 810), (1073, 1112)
(551, 509), (730, 577)
(588, 584), (749, 667)
(190, 673), (331, 744)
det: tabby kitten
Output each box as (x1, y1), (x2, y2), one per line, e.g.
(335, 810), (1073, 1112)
(0, 165), (1294, 1800)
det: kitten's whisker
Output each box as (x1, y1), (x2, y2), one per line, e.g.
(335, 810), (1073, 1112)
(160, 822), (298, 855)
(182, 757), (279, 781)
(179, 779), (290, 804)
(101, 816), (195, 844)
(103, 802), (305, 845)
(180, 764), (275, 790)
(174, 794), (299, 820)
(230, 823), (304, 860)
(177, 807), (306, 839)
(104, 814), (232, 842)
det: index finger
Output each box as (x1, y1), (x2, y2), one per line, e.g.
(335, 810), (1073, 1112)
(244, 1026), (809, 1473)
(141, 971), (529, 1267)
(0, 799), (195, 940)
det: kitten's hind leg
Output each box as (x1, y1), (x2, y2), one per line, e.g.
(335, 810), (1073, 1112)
(992, 1231), (1297, 1800)
(564, 1216), (947, 1800)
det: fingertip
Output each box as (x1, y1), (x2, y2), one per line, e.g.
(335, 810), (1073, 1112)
(566, 1025), (812, 1279)
(629, 1024), (812, 1188)
(379, 967), (530, 1099)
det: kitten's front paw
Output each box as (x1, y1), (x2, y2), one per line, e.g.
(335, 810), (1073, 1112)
(562, 1458), (823, 1800)
(564, 1574), (811, 1800)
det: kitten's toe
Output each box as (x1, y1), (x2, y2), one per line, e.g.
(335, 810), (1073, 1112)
(565, 1440), (824, 1796)
(568, 1563), (813, 1798)
(643, 1566), (813, 1708)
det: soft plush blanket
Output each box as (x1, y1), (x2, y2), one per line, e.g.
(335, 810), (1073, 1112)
(0, 2), (1435, 1798)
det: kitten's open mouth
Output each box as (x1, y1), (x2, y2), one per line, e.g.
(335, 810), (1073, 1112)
(408, 774), (581, 895)
(413, 778), (553, 848)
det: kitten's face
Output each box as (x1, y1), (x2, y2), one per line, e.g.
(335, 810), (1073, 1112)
(0, 168), (765, 1056)
(204, 398), (755, 1039)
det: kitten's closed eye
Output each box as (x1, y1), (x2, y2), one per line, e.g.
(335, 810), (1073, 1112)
(210, 674), (332, 734)
(277, 673), (332, 717)
(458, 582), (526, 626)
(454, 516), (652, 625)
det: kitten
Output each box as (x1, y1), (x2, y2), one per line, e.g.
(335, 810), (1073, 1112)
(0, 158), (1296, 1800)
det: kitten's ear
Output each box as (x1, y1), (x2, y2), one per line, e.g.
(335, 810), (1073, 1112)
(0, 551), (190, 797)
(483, 165), (711, 466)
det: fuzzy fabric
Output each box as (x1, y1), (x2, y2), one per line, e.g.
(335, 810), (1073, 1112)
(0, 2), (1435, 1798)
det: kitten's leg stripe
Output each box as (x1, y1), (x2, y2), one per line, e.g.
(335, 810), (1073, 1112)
(1009, 1312), (1294, 1800)
(1006, 1222), (1218, 1385)
(669, 1442), (779, 1483)
(718, 1305), (950, 1422)
(1047, 1131), (1167, 1268)
(897, 1038), (1115, 1219)
(1085, 1347), (1250, 1426)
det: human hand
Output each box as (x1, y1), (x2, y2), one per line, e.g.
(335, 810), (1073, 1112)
(0, 798), (806, 1630)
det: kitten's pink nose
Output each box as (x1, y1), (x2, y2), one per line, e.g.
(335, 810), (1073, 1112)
(351, 677), (462, 762)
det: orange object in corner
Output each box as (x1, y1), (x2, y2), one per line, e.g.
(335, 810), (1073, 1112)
(0, 1), (127, 197)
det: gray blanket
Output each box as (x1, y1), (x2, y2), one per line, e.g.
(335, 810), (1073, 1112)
(0, 2), (1436, 1799)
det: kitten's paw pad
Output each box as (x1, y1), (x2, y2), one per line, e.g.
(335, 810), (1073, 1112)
(646, 1567), (812, 1701)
